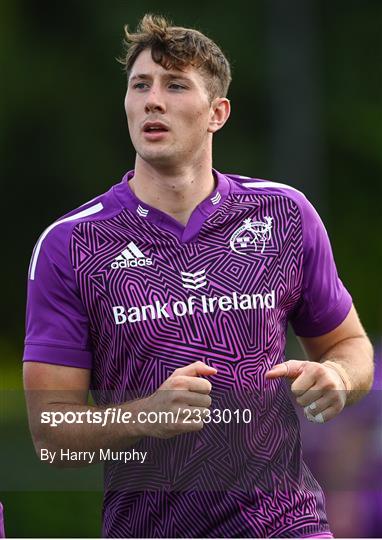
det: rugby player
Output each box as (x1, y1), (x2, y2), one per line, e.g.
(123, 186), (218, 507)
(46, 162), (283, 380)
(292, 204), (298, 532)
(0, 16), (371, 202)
(23, 14), (374, 538)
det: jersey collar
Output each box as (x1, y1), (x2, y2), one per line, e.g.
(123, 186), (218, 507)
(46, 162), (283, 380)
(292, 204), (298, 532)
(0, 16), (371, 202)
(113, 169), (231, 243)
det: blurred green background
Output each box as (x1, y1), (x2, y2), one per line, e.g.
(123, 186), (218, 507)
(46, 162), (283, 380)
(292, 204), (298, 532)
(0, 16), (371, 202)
(1, 0), (381, 537)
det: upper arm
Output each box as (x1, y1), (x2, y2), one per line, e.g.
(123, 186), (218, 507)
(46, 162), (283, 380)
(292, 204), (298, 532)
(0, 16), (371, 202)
(23, 223), (94, 447)
(298, 304), (368, 362)
(23, 362), (91, 442)
(23, 361), (91, 398)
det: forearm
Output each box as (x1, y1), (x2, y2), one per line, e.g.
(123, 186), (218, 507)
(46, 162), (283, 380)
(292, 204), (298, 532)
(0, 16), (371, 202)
(25, 360), (216, 468)
(29, 398), (149, 468)
(319, 335), (374, 405)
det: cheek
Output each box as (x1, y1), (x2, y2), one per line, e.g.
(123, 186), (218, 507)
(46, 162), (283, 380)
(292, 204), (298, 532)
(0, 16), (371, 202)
(124, 95), (137, 120)
(180, 103), (209, 128)
(125, 108), (140, 137)
(192, 109), (211, 136)
(124, 94), (130, 115)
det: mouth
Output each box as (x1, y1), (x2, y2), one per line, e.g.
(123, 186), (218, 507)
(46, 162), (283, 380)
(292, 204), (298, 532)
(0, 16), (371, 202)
(142, 122), (169, 141)
(142, 122), (169, 134)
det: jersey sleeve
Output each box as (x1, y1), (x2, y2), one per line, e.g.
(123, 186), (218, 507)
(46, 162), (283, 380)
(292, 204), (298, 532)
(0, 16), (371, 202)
(289, 196), (352, 337)
(23, 222), (93, 369)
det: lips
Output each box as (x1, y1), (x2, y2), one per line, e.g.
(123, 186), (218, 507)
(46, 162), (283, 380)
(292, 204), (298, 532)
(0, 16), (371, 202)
(142, 121), (169, 133)
(142, 121), (169, 141)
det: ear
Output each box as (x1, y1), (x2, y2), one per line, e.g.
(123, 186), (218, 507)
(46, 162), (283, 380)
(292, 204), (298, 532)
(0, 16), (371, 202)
(208, 98), (231, 134)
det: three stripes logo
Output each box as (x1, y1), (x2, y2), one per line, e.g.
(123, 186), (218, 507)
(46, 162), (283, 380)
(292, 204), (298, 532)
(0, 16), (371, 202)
(181, 269), (207, 290)
(111, 242), (152, 269)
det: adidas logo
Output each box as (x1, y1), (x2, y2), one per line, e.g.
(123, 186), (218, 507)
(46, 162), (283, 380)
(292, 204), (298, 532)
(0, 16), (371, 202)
(181, 269), (207, 290)
(111, 242), (152, 269)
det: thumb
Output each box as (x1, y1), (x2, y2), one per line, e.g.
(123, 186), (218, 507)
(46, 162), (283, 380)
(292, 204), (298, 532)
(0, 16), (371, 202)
(265, 360), (306, 380)
(174, 361), (217, 377)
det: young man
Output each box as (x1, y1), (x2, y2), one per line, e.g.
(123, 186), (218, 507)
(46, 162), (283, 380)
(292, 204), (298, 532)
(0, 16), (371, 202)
(23, 14), (373, 538)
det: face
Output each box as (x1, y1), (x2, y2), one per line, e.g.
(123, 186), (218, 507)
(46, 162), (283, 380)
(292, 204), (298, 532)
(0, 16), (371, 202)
(124, 48), (229, 168)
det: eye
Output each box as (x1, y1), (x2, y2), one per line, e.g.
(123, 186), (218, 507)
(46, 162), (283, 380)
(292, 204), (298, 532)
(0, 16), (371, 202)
(132, 82), (149, 90)
(168, 83), (186, 90)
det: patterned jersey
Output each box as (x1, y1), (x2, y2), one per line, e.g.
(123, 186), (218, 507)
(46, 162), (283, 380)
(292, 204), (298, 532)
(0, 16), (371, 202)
(23, 170), (352, 538)
(0, 503), (4, 538)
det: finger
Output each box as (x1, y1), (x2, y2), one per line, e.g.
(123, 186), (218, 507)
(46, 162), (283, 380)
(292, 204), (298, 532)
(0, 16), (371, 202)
(304, 405), (339, 424)
(303, 390), (344, 415)
(265, 360), (306, 380)
(174, 361), (217, 378)
(171, 376), (212, 394)
(295, 385), (324, 407)
(180, 420), (204, 433)
(304, 407), (325, 424)
(174, 390), (212, 407)
(291, 370), (318, 398)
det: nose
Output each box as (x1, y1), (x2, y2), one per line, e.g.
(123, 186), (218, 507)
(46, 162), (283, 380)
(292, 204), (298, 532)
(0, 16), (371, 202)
(144, 86), (166, 114)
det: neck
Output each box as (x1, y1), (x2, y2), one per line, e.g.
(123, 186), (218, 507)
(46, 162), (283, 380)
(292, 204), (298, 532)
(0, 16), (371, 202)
(129, 156), (216, 226)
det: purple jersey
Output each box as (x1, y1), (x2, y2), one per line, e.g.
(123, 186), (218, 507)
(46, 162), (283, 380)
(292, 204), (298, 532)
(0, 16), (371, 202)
(0, 502), (4, 538)
(24, 170), (351, 537)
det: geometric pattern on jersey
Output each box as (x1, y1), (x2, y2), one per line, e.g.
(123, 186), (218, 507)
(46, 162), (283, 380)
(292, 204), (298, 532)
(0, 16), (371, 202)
(70, 187), (330, 537)
(24, 170), (352, 537)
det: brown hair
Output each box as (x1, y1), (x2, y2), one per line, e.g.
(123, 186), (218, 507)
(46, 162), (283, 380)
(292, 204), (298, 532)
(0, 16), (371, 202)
(118, 14), (232, 100)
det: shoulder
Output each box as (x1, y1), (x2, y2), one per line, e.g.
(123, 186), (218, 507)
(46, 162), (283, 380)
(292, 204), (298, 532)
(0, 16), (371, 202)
(227, 173), (307, 204)
(226, 173), (323, 225)
(28, 181), (123, 280)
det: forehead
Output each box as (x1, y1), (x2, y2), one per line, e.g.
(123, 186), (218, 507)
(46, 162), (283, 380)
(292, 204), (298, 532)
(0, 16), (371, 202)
(129, 48), (203, 83)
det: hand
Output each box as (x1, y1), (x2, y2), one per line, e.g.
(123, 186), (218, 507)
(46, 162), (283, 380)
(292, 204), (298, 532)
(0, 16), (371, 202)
(138, 361), (217, 438)
(265, 360), (347, 423)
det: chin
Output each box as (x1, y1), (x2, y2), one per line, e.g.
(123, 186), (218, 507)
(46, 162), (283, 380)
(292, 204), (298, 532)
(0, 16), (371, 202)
(138, 149), (179, 168)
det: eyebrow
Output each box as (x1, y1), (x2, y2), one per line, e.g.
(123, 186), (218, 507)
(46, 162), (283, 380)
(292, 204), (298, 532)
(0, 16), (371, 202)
(129, 73), (192, 83)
